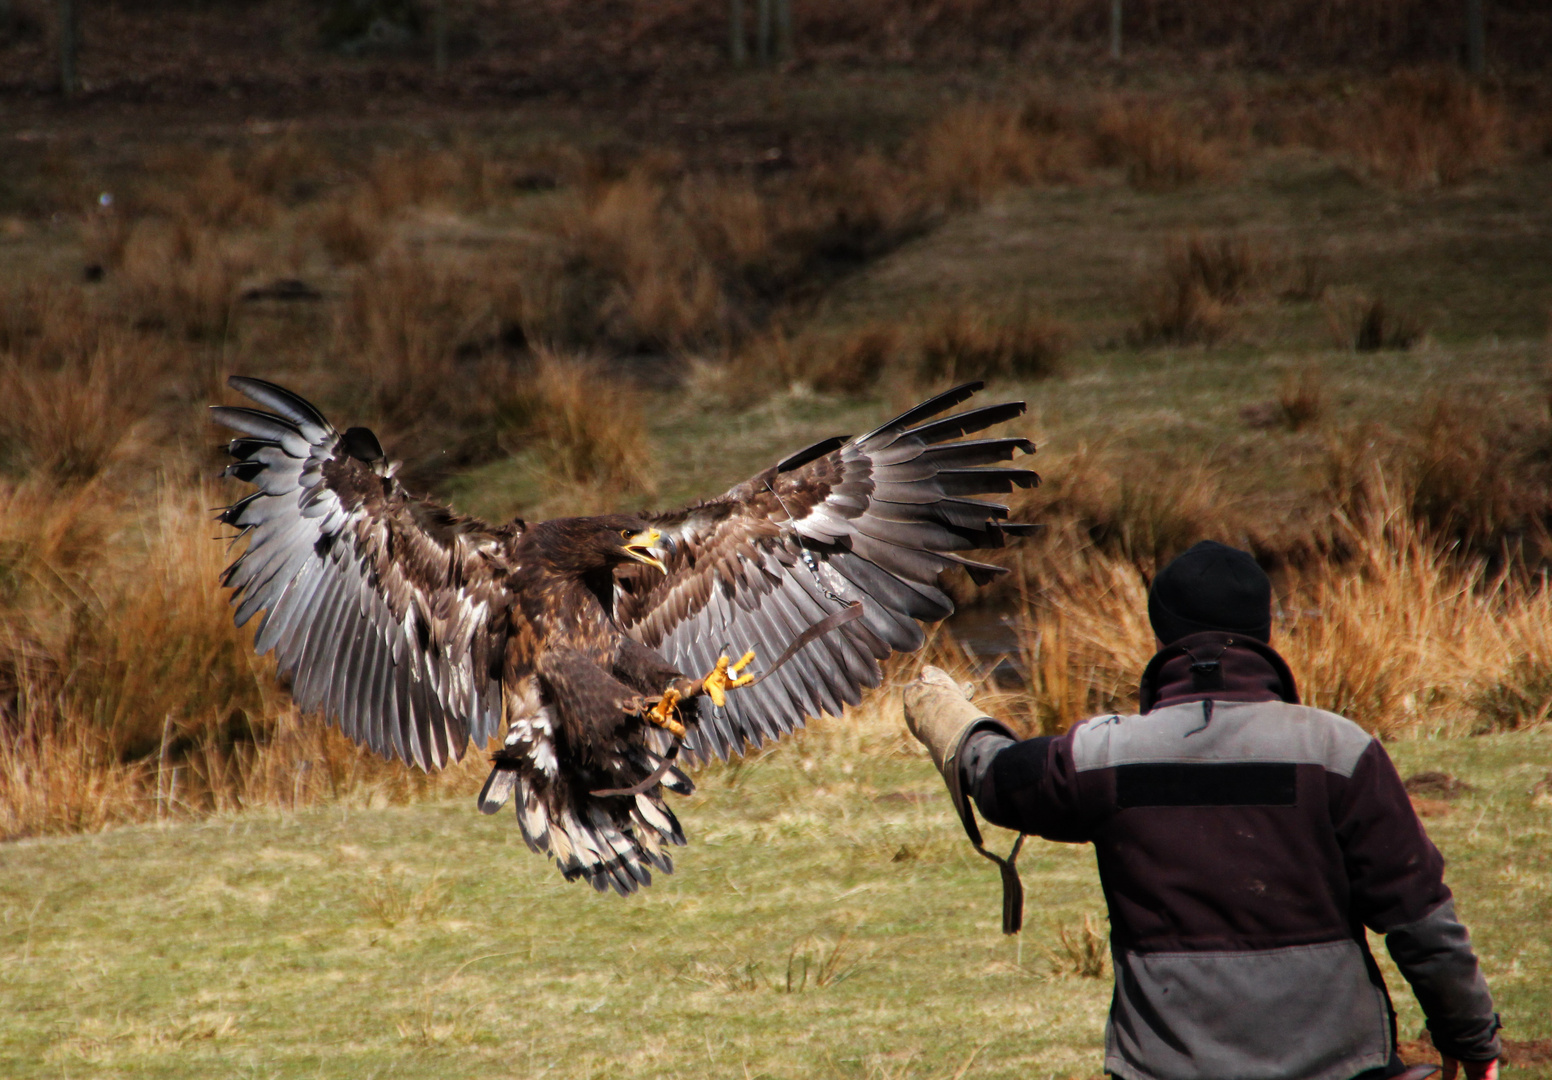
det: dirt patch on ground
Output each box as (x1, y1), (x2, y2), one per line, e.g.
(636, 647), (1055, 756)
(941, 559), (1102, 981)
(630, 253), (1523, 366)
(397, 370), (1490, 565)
(1399, 1038), (1552, 1068)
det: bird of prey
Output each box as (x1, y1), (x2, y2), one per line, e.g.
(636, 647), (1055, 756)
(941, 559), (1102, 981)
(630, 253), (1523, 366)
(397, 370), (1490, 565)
(212, 377), (1038, 894)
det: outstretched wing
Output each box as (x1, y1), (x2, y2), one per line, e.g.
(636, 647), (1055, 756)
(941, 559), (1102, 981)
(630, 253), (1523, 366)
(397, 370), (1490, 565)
(614, 382), (1038, 762)
(212, 377), (521, 770)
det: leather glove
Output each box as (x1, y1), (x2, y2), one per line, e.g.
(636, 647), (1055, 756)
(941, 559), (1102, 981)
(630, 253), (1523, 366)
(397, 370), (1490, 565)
(904, 665), (1010, 782)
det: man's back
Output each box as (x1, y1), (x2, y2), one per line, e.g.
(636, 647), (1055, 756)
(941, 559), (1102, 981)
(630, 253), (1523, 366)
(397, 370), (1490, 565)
(905, 540), (1500, 1080)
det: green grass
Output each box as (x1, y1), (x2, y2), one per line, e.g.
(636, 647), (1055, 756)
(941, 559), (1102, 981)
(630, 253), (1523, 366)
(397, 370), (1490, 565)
(3, 714), (1548, 1079)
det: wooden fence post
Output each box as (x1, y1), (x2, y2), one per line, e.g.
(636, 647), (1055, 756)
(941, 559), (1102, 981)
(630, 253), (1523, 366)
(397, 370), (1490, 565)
(433, 0), (448, 76)
(58, 0), (78, 96)
(775, 0), (792, 61)
(756, 0), (771, 65)
(1465, 0), (1485, 76)
(730, 0), (746, 66)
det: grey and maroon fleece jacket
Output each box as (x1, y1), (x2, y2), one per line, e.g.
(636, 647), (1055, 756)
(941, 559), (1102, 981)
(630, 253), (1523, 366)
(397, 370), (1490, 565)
(962, 631), (1500, 1080)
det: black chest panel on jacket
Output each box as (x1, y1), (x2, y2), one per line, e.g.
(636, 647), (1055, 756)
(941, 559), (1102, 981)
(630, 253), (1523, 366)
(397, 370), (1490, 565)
(1115, 762), (1298, 808)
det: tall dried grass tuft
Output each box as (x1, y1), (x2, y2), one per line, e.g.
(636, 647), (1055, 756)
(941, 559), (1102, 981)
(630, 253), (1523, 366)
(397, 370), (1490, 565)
(1324, 402), (1550, 556)
(334, 246), (488, 430)
(0, 284), (168, 482)
(955, 496), (1552, 741)
(314, 197), (387, 266)
(142, 149), (278, 231)
(1277, 490), (1551, 737)
(1132, 280), (1228, 347)
(1015, 446), (1248, 573)
(1130, 233), (1261, 346)
(0, 698), (149, 839)
(118, 219), (252, 340)
(523, 355), (658, 510)
(549, 172), (725, 351)
(0, 340), (159, 482)
(0, 481), (485, 839)
(811, 324), (902, 395)
(1276, 365), (1326, 431)
(1326, 68), (1507, 189)
(914, 101), (1085, 209)
(1096, 102), (1227, 192)
(1168, 233), (1263, 303)
(917, 305), (1069, 384)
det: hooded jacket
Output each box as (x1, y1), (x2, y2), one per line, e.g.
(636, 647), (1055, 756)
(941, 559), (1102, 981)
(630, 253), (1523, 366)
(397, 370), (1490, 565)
(962, 631), (1499, 1080)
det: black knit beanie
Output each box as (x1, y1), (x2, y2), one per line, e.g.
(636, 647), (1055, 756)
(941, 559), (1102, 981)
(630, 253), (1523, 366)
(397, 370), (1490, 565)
(1148, 540), (1272, 645)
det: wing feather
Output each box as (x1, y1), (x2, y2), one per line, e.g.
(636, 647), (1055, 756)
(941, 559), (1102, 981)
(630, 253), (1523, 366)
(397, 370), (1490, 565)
(616, 381), (1038, 762)
(214, 377), (522, 768)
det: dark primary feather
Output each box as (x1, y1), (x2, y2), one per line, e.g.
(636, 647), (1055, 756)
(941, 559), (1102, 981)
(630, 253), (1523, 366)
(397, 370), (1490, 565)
(614, 381), (1038, 763)
(213, 377), (518, 770)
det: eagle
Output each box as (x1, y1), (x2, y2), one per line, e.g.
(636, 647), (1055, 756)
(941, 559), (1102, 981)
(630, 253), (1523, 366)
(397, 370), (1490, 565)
(212, 377), (1038, 894)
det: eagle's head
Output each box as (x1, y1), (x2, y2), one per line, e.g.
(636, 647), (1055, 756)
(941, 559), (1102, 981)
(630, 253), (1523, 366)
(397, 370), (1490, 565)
(532, 515), (670, 577)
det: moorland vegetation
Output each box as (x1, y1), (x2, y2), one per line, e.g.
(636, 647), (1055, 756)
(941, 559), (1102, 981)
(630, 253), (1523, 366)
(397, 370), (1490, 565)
(1, 58), (1551, 839)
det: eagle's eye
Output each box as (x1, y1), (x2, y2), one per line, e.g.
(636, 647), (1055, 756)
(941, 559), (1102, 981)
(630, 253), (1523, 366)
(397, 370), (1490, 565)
(619, 528), (631, 540)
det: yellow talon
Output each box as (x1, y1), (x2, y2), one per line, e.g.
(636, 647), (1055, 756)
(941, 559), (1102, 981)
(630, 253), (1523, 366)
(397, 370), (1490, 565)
(703, 650), (757, 707)
(647, 689), (686, 738)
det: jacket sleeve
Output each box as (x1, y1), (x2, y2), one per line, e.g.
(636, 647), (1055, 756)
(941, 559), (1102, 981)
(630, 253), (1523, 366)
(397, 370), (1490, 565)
(1387, 900), (1501, 1062)
(1333, 740), (1500, 1062)
(963, 729), (1092, 843)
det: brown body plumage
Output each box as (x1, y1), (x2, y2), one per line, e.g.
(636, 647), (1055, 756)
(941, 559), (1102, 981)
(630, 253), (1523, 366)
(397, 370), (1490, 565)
(213, 377), (1038, 893)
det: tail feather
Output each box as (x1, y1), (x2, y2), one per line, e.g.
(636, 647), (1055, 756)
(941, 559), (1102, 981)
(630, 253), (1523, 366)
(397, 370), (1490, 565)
(477, 765), (517, 814)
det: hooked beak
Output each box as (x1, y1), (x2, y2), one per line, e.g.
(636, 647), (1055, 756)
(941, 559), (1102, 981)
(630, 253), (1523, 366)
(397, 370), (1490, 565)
(622, 528), (668, 574)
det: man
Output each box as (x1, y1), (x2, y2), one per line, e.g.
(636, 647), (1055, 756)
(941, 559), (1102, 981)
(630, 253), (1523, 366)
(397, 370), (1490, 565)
(905, 540), (1501, 1080)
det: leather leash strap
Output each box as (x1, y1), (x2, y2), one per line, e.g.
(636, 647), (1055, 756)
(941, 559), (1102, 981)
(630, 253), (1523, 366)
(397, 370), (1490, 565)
(591, 742), (683, 798)
(945, 723), (1026, 935)
(743, 602), (864, 689)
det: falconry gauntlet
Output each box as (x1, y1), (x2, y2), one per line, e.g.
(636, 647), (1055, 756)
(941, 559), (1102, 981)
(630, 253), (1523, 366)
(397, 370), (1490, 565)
(903, 666), (1026, 933)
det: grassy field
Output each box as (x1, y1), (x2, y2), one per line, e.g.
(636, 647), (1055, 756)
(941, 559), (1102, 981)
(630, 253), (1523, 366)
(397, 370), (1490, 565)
(3, 23), (1552, 1078)
(2, 702), (1549, 1079)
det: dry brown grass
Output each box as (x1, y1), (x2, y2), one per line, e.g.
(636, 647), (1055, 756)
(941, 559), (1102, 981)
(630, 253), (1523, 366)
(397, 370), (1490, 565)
(954, 492), (1552, 741)
(1321, 293), (1425, 352)
(1277, 498), (1552, 738)
(811, 324), (903, 395)
(117, 219), (253, 340)
(0, 482), (484, 840)
(1095, 101), (1228, 192)
(1169, 233), (1263, 303)
(523, 354), (658, 511)
(1323, 402), (1551, 558)
(1276, 364), (1326, 431)
(1013, 444), (1252, 576)
(1130, 233), (1266, 347)
(1132, 278), (1229, 347)
(917, 305), (1069, 384)
(313, 197), (387, 265)
(142, 149), (278, 231)
(334, 246), (473, 426)
(913, 100), (1087, 209)
(542, 172), (727, 352)
(0, 284), (171, 482)
(1324, 68), (1508, 190)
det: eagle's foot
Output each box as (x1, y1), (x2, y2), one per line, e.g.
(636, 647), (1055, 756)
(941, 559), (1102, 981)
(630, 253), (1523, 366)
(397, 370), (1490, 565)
(645, 689), (687, 739)
(702, 650), (757, 707)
